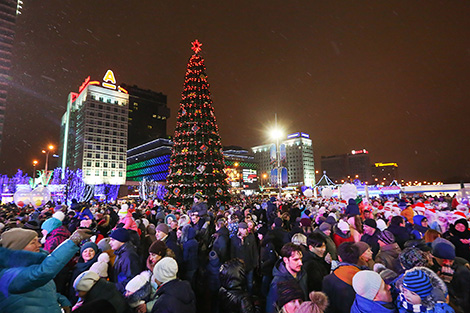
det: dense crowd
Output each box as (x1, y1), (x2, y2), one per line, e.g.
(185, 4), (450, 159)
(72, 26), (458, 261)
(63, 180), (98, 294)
(1, 192), (470, 313)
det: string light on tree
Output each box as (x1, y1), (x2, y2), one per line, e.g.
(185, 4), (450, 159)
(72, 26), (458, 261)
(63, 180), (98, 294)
(166, 40), (229, 205)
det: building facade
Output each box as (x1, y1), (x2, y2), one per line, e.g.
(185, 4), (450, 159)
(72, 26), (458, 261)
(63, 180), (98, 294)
(121, 84), (170, 149)
(321, 149), (372, 183)
(251, 132), (316, 187)
(223, 146), (258, 192)
(0, 0), (22, 153)
(372, 162), (399, 184)
(59, 70), (129, 185)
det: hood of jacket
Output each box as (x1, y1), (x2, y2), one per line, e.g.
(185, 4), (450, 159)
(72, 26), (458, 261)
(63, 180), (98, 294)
(182, 224), (196, 243)
(333, 224), (351, 238)
(219, 260), (246, 290)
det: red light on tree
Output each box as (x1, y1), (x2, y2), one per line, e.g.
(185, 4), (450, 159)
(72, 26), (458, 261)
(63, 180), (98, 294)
(191, 39), (202, 54)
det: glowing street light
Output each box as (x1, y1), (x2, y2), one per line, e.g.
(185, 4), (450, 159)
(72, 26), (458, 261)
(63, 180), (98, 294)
(42, 144), (55, 174)
(33, 160), (38, 180)
(269, 114), (283, 197)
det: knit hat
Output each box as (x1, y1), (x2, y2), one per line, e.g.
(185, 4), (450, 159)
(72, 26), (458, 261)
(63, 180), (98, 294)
(149, 240), (167, 256)
(153, 257), (178, 285)
(377, 230), (395, 245)
(238, 222), (248, 229)
(0, 228), (37, 250)
(337, 220), (350, 232)
(399, 247), (428, 270)
(80, 241), (99, 255)
(352, 270), (383, 300)
(291, 233), (307, 246)
(126, 271), (151, 293)
(52, 211), (65, 222)
(41, 217), (62, 234)
(110, 228), (130, 243)
(319, 222), (331, 232)
(73, 270), (100, 292)
(354, 241), (370, 256)
(432, 239), (456, 260)
(363, 219), (377, 229)
(376, 219), (387, 232)
(156, 223), (169, 235)
(89, 253), (110, 278)
(403, 270), (433, 298)
(277, 280), (304, 308)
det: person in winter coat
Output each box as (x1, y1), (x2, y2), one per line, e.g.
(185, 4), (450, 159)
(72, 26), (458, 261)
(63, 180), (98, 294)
(211, 218), (230, 263)
(0, 228), (92, 313)
(375, 230), (402, 274)
(303, 233), (331, 293)
(181, 224), (198, 285)
(267, 243), (308, 313)
(396, 267), (454, 313)
(410, 215), (429, 240)
(231, 222), (259, 294)
(296, 291), (329, 313)
(109, 228), (142, 294)
(68, 241), (101, 304)
(345, 199), (360, 217)
(444, 218), (470, 262)
(332, 220), (355, 248)
(313, 222), (338, 261)
(190, 192), (208, 216)
(218, 258), (257, 313)
(72, 270), (131, 313)
(350, 270), (396, 313)
(322, 242), (361, 313)
(41, 212), (71, 253)
(386, 216), (410, 250)
(151, 257), (196, 313)
(260, 229), (279, 297)
(361, 219), (381, 258)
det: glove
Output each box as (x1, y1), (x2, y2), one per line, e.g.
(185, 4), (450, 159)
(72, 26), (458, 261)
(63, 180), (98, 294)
(69, 229), (93, 245)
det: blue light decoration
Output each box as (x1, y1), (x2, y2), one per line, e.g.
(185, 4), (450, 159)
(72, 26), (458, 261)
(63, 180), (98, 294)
(156, 184), (168, 200)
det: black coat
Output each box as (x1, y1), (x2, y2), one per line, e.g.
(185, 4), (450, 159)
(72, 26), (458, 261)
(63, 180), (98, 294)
(81, 278), (131, 313)
(112, 242), (142, 293)
(212, 226), (230, 263)
(386, 224), (410, 249)
(151, 279), (196, 313)
(303, 250), (331, 292)
(218, 259), (257, 313)
(361, 230), (381, 258)
(231, 233), (259, 272)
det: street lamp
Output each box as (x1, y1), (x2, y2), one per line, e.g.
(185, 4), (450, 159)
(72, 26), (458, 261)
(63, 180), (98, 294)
(270, 115), (283, 198)
(42, 144), (54, 173)
(33, 160), (38, 180)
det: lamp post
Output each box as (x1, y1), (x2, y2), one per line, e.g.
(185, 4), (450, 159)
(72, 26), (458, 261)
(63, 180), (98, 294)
(32, 160), (38, 180)
(270, 114), (283, 198)
(42, 144), (54, 174)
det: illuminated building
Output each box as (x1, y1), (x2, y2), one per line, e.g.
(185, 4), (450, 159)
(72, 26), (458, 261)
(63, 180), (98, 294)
(372, 162), (399, 183)
(321, 149), (372, 183)
(126, 138), (173, 182)
(59, 70), (129, 185)
(121, 84), (170, 149)
(223, 146), (258, 192)
(0, 0), (22, 154)
(251, 132), (316, 187)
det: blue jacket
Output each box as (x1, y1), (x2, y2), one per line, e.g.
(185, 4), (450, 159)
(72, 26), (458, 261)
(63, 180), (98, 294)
(0, 240), (78, 313)
(351, 294), (397, 313)
(182, 226), (199, 272)
(113, 242), (142, 293)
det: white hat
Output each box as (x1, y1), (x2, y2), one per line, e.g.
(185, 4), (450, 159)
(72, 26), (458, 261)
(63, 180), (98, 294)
(73, 271), (100, 292)
(89, 253), (110, 278)
(52, 211), (65, 222)
(153, 257), (178, 285)
(126, 271), (151, 293)
(352, 270), (383, 300)
(376, 219), (387, 232)
(337, 220), (350, 232)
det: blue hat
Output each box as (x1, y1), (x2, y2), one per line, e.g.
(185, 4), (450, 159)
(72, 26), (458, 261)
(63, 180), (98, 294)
(80, 241), (99, 255)
(403, 270), (433, 298)
(432, 240), (456, 260)
(110, 228), (130, 243)
(41, 217), (62, 234)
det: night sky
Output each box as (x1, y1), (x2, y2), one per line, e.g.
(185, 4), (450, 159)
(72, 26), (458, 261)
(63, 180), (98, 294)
(2, 1), (470, 182)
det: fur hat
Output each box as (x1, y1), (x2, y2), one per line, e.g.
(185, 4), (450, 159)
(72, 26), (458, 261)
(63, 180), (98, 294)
(153, 257), (178, 285)
(0, 228), (37, 250)
(352, 270), (383, 300)
(73, 270), (100, 292)
(89, 253), (110, 278)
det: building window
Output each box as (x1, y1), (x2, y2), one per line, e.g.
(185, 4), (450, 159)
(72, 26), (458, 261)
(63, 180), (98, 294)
(99, 97), (103, 102)
(95, 162), (99, 167)
(111, 171), (115, 177)
(95, 170), (99, 176)
(103, 171), (107, 176)
(103, 163), (108, 168)
(86, 161), (92, 167)
(86, 170), (91, 176)
(119, 172), (123, 177)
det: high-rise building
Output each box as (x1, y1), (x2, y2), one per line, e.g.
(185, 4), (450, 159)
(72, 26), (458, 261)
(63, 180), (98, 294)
(121, 84), (170, 149)
(321, 149), (372, 183)
(223, 146), (258, 192)
(251, 132), (316, 187)
(372, 162), (399, 184)
(59, 70), (129, 185)
(0, 0), (22, 154)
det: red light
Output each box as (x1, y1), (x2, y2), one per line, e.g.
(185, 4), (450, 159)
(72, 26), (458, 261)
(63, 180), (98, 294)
(191, 39), (202, 54)
(78, 76), (90, 93)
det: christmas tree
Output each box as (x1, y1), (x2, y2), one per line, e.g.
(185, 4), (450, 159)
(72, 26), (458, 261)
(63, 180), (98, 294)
(166, 40), (229, 206)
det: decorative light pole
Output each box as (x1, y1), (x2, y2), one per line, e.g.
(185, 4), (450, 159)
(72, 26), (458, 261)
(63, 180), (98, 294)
(270, 114), (283, 198)
(42, 144), (54, 174)
(32, 160), (38, 180)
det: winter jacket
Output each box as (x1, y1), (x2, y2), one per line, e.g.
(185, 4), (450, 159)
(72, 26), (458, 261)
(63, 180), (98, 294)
(266, 201), (278, 225)
(44, 225), (71, 253)
(212, 226), (230, 263)
(68, 250), (101, 304)
(112, 242), (142, 293)
(218, 259), (257, 313)
(410, 215), (428, 240)
(332, 225), (355, 248)
(190, 201), (208, 216)
(267, 226), (290, 254)
(322, 263), (360, 313)
(266, 259), (308, 313)
(313, 228), (338, 260)
(303, 250), (331, 292)
(395, 267), (454, 313)
(79, 278), (131, 313)
(231, 233), (259, 272)
(361, 229), (381, 258)
(182, 225), (199, 272)
(444, 219), (470, 262)
(260, 233), (279, 277)
(375, 243), (402, 274)
(351, 294), (397, 313)
(346, 199), (360, 217)
(150, 279), (196, 313)
(0, 240), (78, 313)
(386, 225), (410, 250)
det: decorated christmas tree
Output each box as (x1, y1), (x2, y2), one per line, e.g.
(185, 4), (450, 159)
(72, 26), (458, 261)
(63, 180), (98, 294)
(166, 40), (229, 206)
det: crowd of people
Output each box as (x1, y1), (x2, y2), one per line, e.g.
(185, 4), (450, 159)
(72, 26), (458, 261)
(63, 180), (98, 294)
(1, 191), (470, 313)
